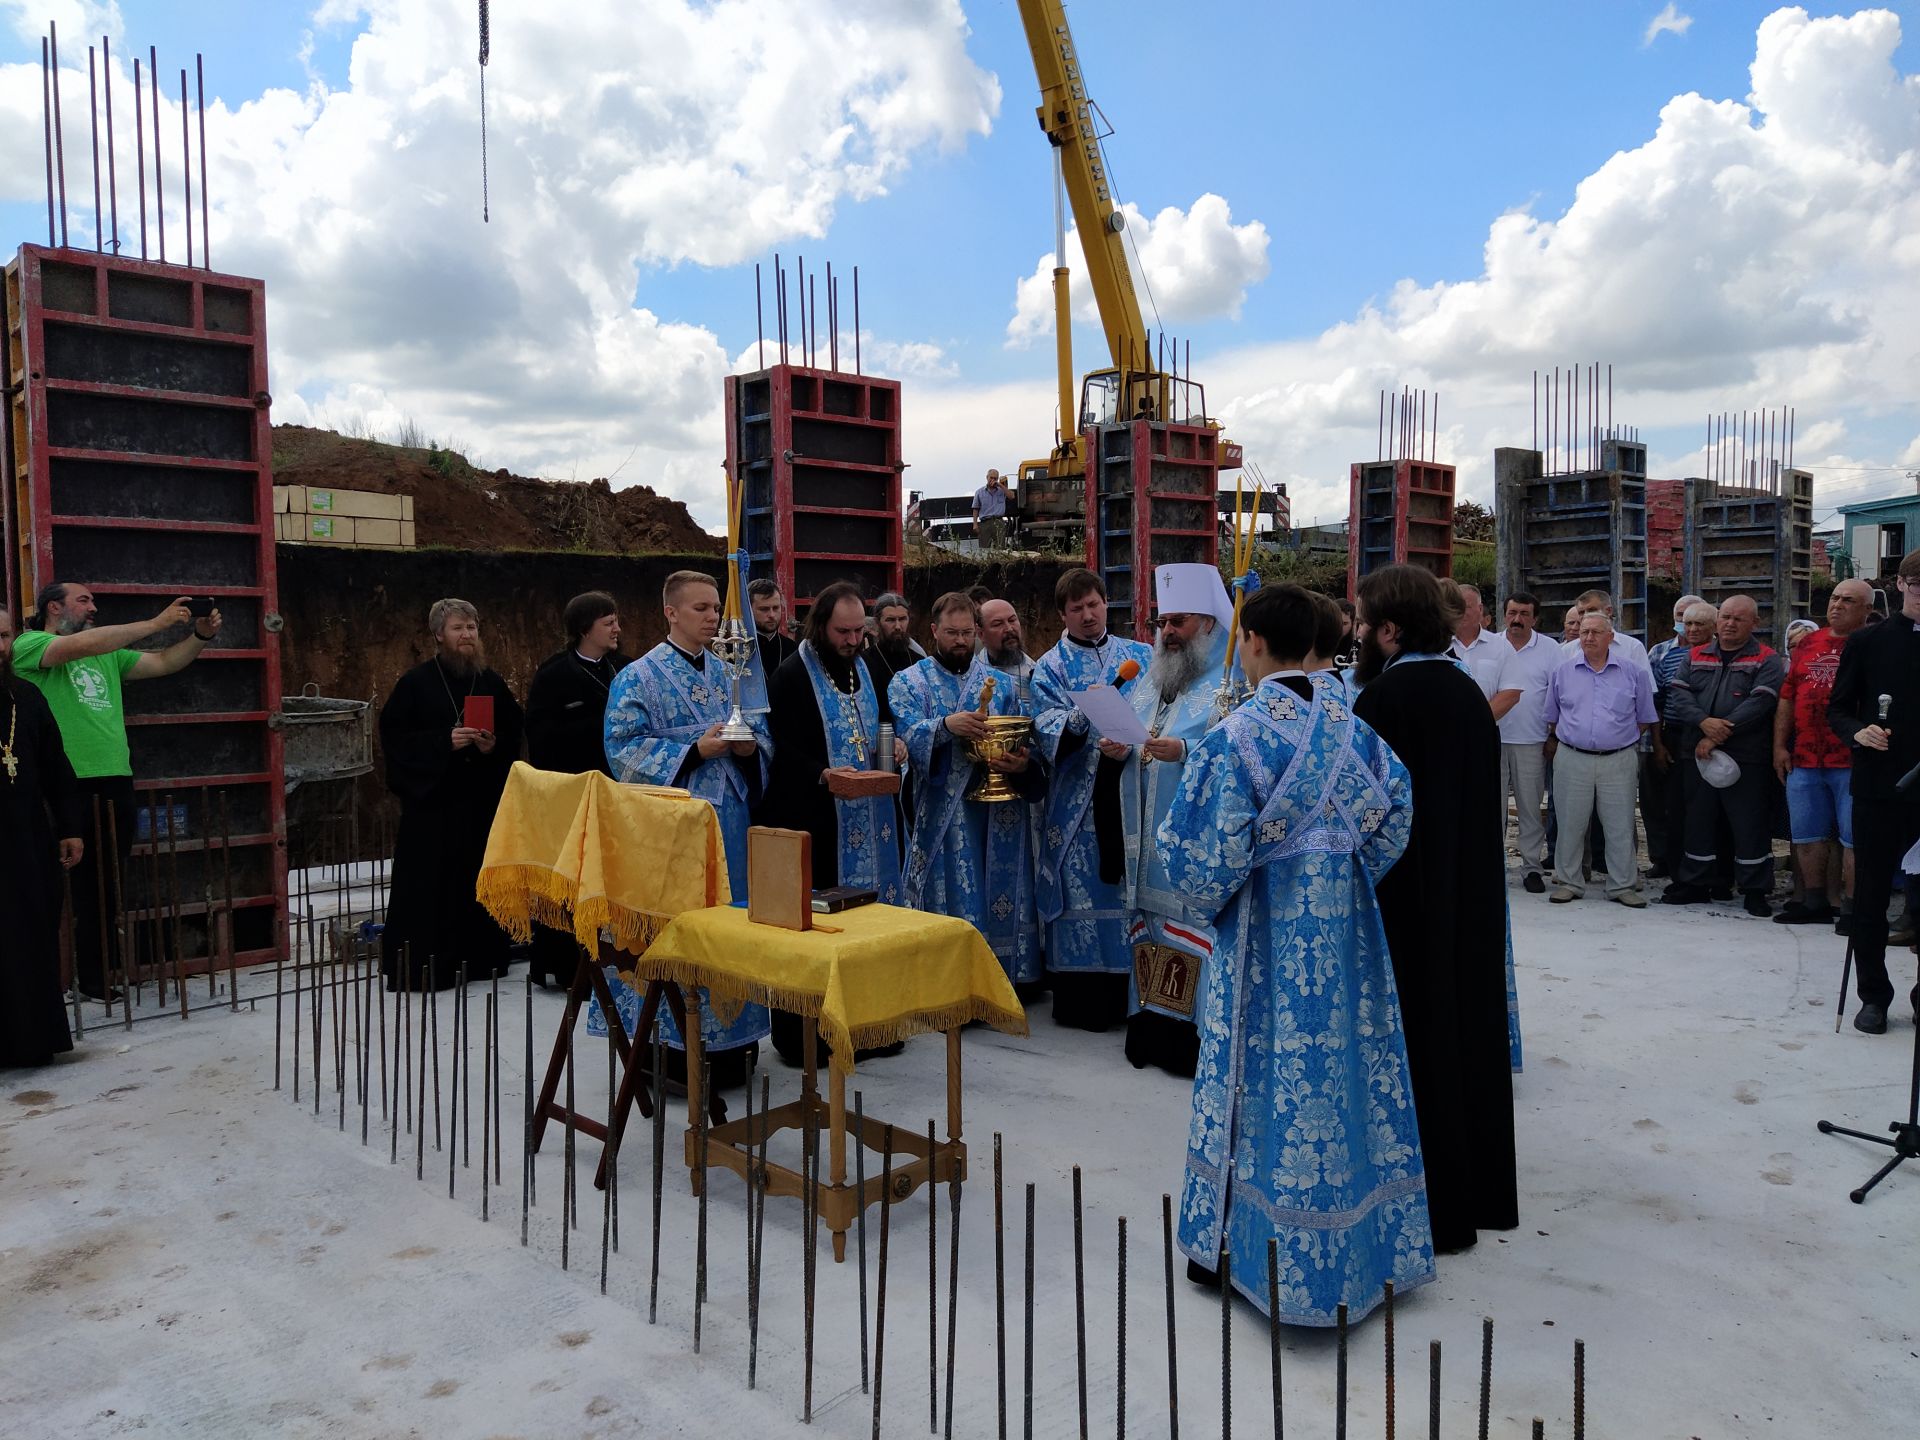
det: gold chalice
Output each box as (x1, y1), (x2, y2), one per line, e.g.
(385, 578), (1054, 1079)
(966, 715), (1033, 803)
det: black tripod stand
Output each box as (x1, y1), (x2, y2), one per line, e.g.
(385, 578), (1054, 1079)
(1818, 1004), (1920, 1203)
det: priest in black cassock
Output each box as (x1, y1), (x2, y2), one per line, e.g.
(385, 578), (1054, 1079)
(762, 581), (906, 1066)
(523, 591), (626, 988)
(1350, 564), (1518, 1254)
(1, 607), (86, 1068)
(380, 598), (523, 992)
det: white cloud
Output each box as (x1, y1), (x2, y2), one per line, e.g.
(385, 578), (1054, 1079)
(1005, 192), (1270, 348)
(1897, 433), (1920, 467)
(0, 0), (998, 525)
(1126, 6), (1920, 528)
(1643, 4), (1694, 47)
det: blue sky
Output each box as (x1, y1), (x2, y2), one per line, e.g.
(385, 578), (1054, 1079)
(4, 2), (1918, 528)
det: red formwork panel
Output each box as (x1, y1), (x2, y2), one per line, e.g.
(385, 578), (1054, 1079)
(1646, 477), (1686, 579)
(1347, 458), (1456, 599)
(725, 364), (903, 612)
(3, 244), (286, 970)
(1085, 419), (1220, 642)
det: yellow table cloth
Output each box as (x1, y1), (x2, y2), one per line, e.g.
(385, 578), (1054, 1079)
(476, 762), (727, 954)
(628, 904), (1029, 1073)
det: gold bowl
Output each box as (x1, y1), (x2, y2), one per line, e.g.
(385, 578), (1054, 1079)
(966, 715), (1034, 803)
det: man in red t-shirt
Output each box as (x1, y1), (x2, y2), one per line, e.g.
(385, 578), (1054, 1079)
(1772, 579), (1874, 925)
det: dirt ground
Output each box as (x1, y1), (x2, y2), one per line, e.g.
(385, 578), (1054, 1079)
(270, 426), (720, 556)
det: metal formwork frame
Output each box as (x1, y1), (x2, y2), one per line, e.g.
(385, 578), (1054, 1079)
(1494, 446), (1649, 644)
(1346, 458), (1456, 598)
(726, 364), (903, 612)
(1682, 469), (1814, 644)
(1084, 419), (1219, 642)
(6, 242), (285, 968)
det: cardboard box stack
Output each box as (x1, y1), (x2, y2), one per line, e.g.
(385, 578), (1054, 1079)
(273, 485), (417, 549)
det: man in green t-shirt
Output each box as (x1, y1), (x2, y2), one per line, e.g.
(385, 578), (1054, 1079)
(15, 583), (221, 1001)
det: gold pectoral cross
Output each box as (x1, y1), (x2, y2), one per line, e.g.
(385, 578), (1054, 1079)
(2, 751), (17, 782)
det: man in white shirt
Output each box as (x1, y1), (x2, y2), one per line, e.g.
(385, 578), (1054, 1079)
(1489, 592), (1564, 893)
(1445, 581), (1507, 699)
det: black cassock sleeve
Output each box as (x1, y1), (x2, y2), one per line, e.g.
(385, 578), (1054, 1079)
(26, 687), (83, 839)
(380, 666), (456, 805)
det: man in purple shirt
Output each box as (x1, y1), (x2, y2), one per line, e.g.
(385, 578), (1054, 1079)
(1544, 613), (1658, 906)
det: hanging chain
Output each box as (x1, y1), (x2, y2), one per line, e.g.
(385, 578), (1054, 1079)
(477, 0), (491, 223)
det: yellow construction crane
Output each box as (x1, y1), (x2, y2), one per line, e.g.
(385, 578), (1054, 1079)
(1009, 0), (1237, 543)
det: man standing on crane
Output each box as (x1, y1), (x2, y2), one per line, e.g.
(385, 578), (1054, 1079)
(973, 469), (1010, 550)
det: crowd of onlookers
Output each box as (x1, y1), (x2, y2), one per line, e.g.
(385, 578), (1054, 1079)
(1438, 555), (1920, 1035)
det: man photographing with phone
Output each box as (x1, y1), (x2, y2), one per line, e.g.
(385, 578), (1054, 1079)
(12, 583), (221, 1003)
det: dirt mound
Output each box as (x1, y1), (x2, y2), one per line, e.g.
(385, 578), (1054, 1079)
(270, 425), (720, 555)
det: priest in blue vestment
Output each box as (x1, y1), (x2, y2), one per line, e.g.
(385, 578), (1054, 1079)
(590, 569), (770, 1082)
(890, 592), (1045, 988)
(1031, 568), (1154, 1030)
(1160, 582), (1435, 1326)
(762, 580), (906, 1066)
(1118, 563), (1237, 1076)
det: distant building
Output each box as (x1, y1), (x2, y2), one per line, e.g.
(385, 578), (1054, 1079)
(1836, 493), (1920, 581)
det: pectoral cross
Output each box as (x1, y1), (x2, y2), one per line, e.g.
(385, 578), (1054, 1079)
(2, 751), (16, 782)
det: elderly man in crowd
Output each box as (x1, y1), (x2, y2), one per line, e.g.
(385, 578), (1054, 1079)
(1544, 613), (1658, 906)
(1490, 591), (1564, 893)
(1653, 601), (1718, 879)
(1661, 595), (1785, 915)
(1115, 564), (1236, 1076)
(1445, 581), (1506, 699)
(1773, 580), (1874, 927)
(1644, 595), (1705, 876)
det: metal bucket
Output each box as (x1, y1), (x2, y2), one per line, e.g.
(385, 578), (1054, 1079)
(278, 683), (373, 790)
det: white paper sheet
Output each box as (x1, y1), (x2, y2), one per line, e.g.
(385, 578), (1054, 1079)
(1070, 684), (1150, 745)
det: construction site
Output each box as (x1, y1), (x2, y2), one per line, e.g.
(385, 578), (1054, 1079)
(2, 5), (1914, 1438)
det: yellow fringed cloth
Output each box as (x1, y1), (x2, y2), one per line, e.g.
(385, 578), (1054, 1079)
(629, 903), (1028, 1074)
(475, 762), (727, 956)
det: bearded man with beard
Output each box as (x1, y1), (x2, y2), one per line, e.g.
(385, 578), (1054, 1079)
(1116, 564), (1236, 1076)
(379, 598), (523, 991)
(890, 593), (1046, 989)
(1349, 565), (1517, 1254)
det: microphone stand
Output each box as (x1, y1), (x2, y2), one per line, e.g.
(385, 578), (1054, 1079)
(1820, 699), (1920, 1200)
(1818, 1020), (1920, 1202)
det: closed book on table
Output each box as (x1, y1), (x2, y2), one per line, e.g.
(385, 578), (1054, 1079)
(748, 826), (813, 931)
(810, 886), (878, 914)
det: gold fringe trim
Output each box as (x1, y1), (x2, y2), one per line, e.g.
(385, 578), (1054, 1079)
(475, 865), (581, 943)
(611, 953), (1030, 1075)
(576, 897), (671, 958)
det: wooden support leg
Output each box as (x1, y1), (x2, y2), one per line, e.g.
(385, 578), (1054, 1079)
(528, 954), (595, 1154)
(946, 1026), (963, 1163)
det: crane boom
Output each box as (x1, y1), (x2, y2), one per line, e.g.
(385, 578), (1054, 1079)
(1016, 0), (1150, 377)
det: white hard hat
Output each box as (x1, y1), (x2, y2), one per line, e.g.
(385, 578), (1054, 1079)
(1697, 750), (1740, 790)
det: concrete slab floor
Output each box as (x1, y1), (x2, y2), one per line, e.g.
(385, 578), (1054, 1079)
(2, 878), (1916, 1438)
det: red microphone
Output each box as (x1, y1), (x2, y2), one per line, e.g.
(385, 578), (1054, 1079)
(1114, 658), (1141, 687)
